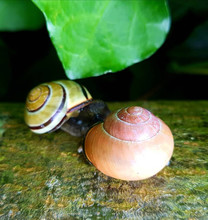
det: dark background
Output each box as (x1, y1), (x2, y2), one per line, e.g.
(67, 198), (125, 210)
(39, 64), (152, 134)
(0, 0), (208, 102)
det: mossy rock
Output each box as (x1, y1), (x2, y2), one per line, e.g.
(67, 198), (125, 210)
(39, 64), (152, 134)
(0, 102), (207, 219)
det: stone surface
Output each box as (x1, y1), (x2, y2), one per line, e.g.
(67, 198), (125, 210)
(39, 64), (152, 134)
(0, 101), (207, 219)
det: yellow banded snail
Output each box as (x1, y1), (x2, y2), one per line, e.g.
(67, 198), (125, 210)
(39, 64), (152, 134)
(24, 80), (110, 136)
(84, 106), (174, 181)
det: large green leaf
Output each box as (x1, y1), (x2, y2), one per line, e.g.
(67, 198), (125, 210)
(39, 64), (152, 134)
(33, 0), (170, 79)
(0, 0), (45, 31)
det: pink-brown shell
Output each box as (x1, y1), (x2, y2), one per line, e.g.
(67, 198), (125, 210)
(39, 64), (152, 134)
(84, 106), (174, 181)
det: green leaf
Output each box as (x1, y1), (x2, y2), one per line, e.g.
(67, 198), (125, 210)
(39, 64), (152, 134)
(33, 0), (170, 79)
(0, 0), (45, 31)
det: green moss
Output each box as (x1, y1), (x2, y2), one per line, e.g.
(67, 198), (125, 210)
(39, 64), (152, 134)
(0, 170), (14, 184)
(0, 102), (207, 219)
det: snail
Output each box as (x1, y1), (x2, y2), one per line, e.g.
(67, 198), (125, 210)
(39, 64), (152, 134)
(84, 106), (174, 181)
(24, 80), (110, 136)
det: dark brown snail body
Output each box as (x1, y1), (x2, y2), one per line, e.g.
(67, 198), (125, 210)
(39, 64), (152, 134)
(84, 106), (174, 181)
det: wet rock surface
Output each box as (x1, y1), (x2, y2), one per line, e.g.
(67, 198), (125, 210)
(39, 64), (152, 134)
(0, 102), (207, 219)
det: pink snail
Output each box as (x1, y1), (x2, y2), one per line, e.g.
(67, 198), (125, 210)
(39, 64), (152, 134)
(84, 106), (174, 181)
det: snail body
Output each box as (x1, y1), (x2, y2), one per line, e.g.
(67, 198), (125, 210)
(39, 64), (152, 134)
(84, 106), (174, 181)
(24, 80), (92, 134)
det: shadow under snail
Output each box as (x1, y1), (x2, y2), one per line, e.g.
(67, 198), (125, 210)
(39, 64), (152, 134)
(84, 106), (174, 181)
(24, 80), (110, 136)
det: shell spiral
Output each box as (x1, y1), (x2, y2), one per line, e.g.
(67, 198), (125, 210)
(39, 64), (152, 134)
(24, 80), (92, 134)
(84, 106), (174, 181)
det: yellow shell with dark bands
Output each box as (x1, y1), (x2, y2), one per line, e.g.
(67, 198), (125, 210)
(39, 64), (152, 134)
(24, 80), (92, 134)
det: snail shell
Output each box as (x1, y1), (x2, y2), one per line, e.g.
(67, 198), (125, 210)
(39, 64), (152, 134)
(84, 106), (174, 181)
(24, 80), (92, 134)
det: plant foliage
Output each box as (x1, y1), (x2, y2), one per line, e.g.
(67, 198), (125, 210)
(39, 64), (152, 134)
(32, 0), (170, 79)
(0, 0), (44, 31)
